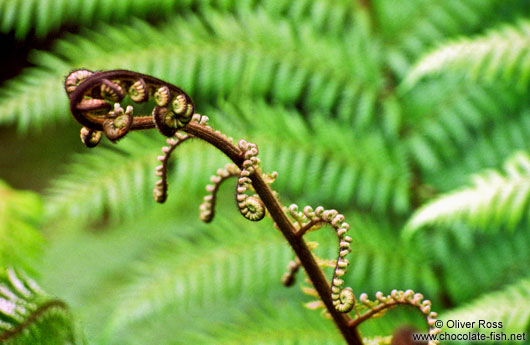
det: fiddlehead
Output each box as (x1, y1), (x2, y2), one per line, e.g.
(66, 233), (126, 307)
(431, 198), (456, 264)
(128, 79), (149, 103)
(65, 69), (439, 345)
(236, 140), (265, 222)
(200, 163), (241, 223)
(354, 290), (440, 345)
(281, 257), (302, 287)
(287, 205), (355, 313)
(79, 127), (102, 148)
(102, 103), (133, 142)
(65, 69), (195, 147)
(152, 114), (210, 203)
(153, 132), (192, 203)
(64, 69), (93, 96)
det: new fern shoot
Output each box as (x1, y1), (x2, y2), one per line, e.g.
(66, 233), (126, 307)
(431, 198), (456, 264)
(64, 69), (440, 345)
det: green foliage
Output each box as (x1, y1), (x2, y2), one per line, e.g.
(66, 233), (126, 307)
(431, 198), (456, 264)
(404, 19), (530, 89)
(405, 152), (530, 235)
(440, 276), (530, 333)
(0, 180), (43, 273)
(0, 0), (357, 39)
(0, 268), (81, 344)
(0, 0), (529, 344)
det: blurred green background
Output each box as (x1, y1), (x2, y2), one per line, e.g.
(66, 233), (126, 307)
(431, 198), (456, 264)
(0, 0), (529, 344)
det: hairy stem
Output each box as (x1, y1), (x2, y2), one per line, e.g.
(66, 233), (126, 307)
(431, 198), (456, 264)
(184, 122), (363, 345)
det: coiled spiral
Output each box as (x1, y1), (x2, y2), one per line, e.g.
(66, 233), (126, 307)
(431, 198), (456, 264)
(200, 163), (241, 223)
(236, 140), (265, 222)
(288, 205), (355, 313)
(65, 69), (195, 146)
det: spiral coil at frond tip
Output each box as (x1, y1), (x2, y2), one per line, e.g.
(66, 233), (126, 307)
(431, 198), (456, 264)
(235, 140), (265, 222)
(281, 258), (302, 287)
(65, 69), (196, 147)
(288, 204), (355, 313)
(103, 103), (133, 142)
(358, 290), (440, 345)
(200, 163), (240, 223)
(153, 132), (192, 203)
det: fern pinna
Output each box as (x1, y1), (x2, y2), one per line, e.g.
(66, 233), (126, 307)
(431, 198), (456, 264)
(0, 268), (80, 344)
(63, 69), (440, 345)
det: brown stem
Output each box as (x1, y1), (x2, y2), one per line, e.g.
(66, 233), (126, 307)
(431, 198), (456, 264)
(295, 219), (318, 237)
(349, 300), (400, 328)
(184, 122), (363, 345)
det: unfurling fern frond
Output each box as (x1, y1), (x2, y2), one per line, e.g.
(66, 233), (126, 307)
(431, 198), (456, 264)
(405, 151), (530, 236)
(0, 180), (43, 273)
(440, 276), (530, 333)
(403, 20), (530, 89)
(0, 268), (81, 345)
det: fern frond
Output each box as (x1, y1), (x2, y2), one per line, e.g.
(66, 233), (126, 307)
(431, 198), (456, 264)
(168, 303), (343, 345)
(45, 133), (162, 224)
(0, 0), (357, 39)
(0, 180), (43, 273)
(0, 268), (81, 344)
(403, 20), (530, 89)
(0, 11), (381, 131)
(108, 212), (432, 342)
(403, 75), (526, 172)
(430, 228), (530, 304)
(48, 96), (409, 228)
(426, 108), (530, 191)
(405, 152), (530, 236)
(108, 215), (292, 332)
(440, 276), (530, 332)
(379, 0), (525, 76)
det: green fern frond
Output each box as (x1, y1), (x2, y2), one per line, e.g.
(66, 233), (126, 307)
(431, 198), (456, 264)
(431, 228), (530, 304)
(440, 276), (530, 332)
(185, 303), (343, 345)
(405, 151), (530, 236)
(403, 75), (527, 172)
(108, 215), (291, 333)
(380, 0), (525, 76)
(0, 268), (81, 344)
(0, 0), (357, 39)
(111, 300), (345, 345)
(426, 108), (530, 191)
(45, 132), (162, 224)
(403, 19), (530, 89)
(108, 212), (432, 342)
(0, 11), (381, 131)
(0, 180), (43, 273)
